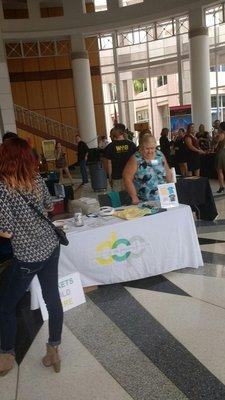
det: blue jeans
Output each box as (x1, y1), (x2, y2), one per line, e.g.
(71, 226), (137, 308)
(0, 246), (63, 354)
(80, 160), (88, 184)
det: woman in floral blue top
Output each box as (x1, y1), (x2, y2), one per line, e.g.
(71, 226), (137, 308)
(123, 134), (172, 204)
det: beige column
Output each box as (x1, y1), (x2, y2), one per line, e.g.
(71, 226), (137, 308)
(71, 35), (97, 147)
(189, 9), (211, 132)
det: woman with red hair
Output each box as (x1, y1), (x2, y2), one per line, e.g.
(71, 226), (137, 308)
(0, 137), (63, 376)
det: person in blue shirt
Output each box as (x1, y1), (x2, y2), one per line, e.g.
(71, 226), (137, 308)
(123, 133), (172, 204)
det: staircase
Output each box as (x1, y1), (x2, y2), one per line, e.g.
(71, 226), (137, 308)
(14, 104), (78, 150)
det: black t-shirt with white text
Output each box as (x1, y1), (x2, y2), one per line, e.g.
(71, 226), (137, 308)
(104, 140), (137, 179)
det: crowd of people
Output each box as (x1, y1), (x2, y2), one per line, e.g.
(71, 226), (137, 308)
(159, 120), (225, 193)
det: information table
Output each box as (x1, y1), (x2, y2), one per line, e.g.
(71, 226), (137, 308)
(55, 204), (202, 287)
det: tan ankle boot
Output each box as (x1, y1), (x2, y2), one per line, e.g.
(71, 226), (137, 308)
(0, 353), (15, 377)
(42, 344), (61, 373)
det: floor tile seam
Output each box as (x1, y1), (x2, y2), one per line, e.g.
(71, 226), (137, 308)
(164, 274), (225, 311)
(89, 287), (225, 399)
(64, 299), (186, 400)
(15, 366), (20, 400)
(122, 289), (225, 399)
(63, 318), (137, 400)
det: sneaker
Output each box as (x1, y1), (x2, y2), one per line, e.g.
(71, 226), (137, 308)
(216, 186), (224, 193)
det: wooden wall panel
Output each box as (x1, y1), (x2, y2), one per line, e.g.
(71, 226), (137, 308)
(8, 36), (107, 143)
(35, 109), (46, 116)
(7, 59), (24, 73)
(11, 82), (28, 108)
(26, 81), (44, 110)
(61, 108), (78, 128)
(85, 37), (99, 67)
(45, 108), (62, 122)
(94, 104), (106, 135)
(54, 55), (71, 70)
(23, 58), (39, 72)
(39, 57), (55, 71)
(57, 78), (75, 108)
(67, 148), (76, 165)
(91, 75), (104, 104)
(42, 80), (60, 109)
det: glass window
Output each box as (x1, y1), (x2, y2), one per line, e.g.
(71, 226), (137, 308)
(157, 76), (167, 87)
(205, 5), (223, 27)
(133, 79), (147, 93)
(2, 0), (29, 19)
(94, 0), (107, 12)
(119, 0), (143, 7)
(40, 2), (63, 17)
(98, 15), (188, 139)
(136, 108), (149, 122)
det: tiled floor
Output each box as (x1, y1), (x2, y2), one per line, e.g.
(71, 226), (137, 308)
(2, 177), (225, 399)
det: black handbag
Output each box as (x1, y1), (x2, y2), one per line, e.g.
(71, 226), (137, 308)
(18, 192), (69, 246)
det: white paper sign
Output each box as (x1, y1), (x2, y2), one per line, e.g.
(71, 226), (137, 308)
(158, 183), (179, 208)
(31, 272), (86, 321)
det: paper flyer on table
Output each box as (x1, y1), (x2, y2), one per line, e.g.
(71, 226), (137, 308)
(158, 182), (179, 208)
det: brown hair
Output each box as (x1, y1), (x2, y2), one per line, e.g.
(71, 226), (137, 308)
(0, 137), (38, 191)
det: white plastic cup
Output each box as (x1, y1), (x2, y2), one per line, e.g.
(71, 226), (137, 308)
(74, 211), (83, 226)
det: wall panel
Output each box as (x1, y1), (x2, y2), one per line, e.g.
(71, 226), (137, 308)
(91, 75), (104, 104)
(26, 81), (44, 110)
(11, 82), (28, 108)
(45, 108), (62, 122)
(54, 55), (71, 70)
(42, 80), (60, 109)
(7, 59), (24, 73)
(61, 107), (78, 128)
(94, 104), (106, 135)
(23, 58), (39, 72)
(39, 57), (55, 71)
(57, 78), (75, 108)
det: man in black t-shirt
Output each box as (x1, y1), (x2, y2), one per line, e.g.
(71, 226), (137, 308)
(75, 135), (89, 184)
(104, 124), (136, 191)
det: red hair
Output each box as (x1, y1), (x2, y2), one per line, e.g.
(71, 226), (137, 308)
(0, 137), (38, 191)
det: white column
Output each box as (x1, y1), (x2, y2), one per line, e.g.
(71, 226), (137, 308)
(71, 36), (97, 148)
(189, 26), (211, 132)
(0, 33), (16, 141)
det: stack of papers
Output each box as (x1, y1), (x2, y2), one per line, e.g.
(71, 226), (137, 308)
(113, 207), (151, 220)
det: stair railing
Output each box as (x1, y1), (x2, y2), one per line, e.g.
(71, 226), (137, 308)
(14, 104), (78, 145)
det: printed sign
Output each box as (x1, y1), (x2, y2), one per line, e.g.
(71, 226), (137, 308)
(31, 272), (86, 321)
(158, 183), (179, 208)
(42, 139), (56, 161)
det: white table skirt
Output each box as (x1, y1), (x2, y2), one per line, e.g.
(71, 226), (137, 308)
(58, 204), (203, 286)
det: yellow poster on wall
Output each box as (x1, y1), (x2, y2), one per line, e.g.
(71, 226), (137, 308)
(42, 139), (56, 161)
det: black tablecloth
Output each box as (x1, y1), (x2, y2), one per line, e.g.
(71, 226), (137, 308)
(176, 177), (218, 221)
(200, 153), (217, 179)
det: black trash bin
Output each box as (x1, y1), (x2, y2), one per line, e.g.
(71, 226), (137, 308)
(89, 161), (107, 191)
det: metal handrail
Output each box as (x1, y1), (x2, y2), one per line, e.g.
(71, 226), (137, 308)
(14, 104), (78, 145)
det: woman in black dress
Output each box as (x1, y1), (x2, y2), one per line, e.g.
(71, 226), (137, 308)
(174, 128), (188, 176)
(185, 123), (205, 176)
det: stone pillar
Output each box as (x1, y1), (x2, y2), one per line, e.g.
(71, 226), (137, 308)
(189, 10), (211, 132)
(0, 33), (16, 141)
(71, 36), (97, 148)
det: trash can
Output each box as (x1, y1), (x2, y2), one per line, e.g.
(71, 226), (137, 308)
(89, 161), (107, 191)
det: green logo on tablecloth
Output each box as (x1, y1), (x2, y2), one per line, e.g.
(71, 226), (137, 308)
(96, 232), (145, 265)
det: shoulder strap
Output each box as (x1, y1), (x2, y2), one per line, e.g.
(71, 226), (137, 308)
(18, 191), (56, 231)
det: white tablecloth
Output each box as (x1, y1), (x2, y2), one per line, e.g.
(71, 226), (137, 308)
(57, 204), (203, 286)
